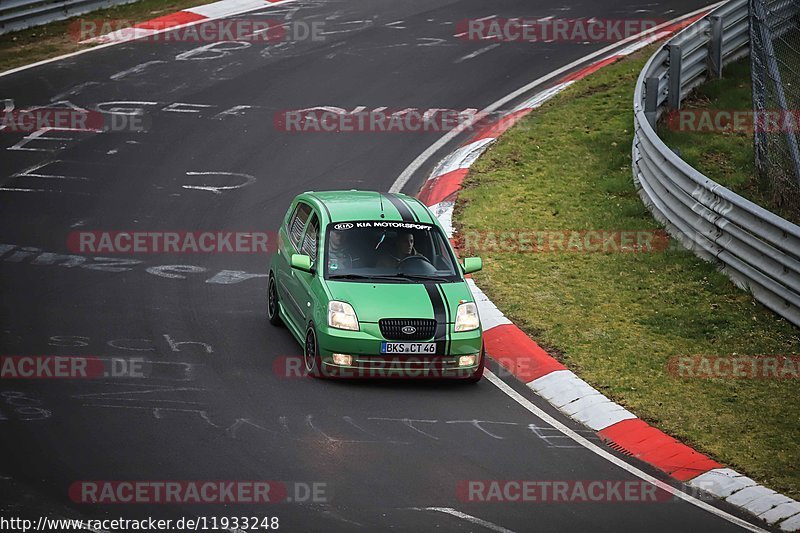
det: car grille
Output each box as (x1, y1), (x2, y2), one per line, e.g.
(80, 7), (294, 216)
(379, 318), (436, 341)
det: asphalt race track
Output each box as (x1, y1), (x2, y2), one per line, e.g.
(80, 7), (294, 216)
(0, 0), (772, 531)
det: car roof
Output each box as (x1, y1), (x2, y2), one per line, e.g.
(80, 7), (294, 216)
(301, 190), (436, 225)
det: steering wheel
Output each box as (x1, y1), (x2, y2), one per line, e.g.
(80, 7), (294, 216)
(397, 254), (436, 274)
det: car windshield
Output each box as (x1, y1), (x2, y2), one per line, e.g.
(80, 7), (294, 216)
(324, 221), (461, 282)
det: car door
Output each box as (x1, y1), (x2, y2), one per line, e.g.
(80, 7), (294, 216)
(277, 201), (312, 330)
(294, 213), (321, 326)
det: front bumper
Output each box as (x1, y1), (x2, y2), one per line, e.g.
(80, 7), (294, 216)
(316, 322), (483, 378)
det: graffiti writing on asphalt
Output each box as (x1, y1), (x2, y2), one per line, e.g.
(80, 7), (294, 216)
(0, 391), (51, 421)
(0, 243), (268, 285)
(73, 407), (589, 448)
(48, 334), (214, 354)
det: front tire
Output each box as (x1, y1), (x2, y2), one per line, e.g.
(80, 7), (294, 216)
(268, 273), (283, 326)
(304, 325), (325, 378)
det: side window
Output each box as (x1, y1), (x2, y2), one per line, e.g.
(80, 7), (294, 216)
(301, 214), (320, 262)
(287, 203), (312, 249)
(433, 232), (455, 271)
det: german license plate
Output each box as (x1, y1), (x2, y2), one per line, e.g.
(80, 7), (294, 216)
(381, 342), (436, 354)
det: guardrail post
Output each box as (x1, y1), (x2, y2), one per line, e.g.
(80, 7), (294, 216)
(667, 44), (683, 110)
(709, 15), (724, 78)
(645, 77), (659, 128)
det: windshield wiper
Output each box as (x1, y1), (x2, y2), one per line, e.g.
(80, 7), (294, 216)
(327, 274), (403, 281)
(328, 273), (455, 283)
(394, 273), (454, 282)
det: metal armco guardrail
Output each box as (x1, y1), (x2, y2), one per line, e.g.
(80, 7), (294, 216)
(0, 0), (138, 35)
(633, 0), (800, 327)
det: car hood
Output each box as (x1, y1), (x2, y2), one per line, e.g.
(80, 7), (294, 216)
(325, 280), (474, 323)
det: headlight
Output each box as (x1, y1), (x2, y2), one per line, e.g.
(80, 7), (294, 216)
(328, 301), (359, 331)
(454, 302), (480, 332)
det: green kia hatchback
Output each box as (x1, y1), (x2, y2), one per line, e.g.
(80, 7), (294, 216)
(268, 190), (485, 381)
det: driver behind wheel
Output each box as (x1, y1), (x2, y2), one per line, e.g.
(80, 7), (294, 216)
(377, 232), (424, 268)
(327, 231), (353, 272)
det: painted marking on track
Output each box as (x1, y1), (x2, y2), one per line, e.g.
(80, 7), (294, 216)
(305, 414), (383, 444)
(368, 417), (440, 440)
(163, 102), (214, 113)
(0, 391), (51, 421)
(175, 41), (251, 61)
(409, 507), (515, 533)
(0, 0), (299, 78)
(444, 419), (518, 439)
(69, 407), (586, 447)
(0, 243), (267, 284)
(182, 171), (256, 194)
(13, 160), (88, 180)
(455, 43), (500, 64)
(8, 128), (96, 153)
(72, 386), (206, 398)
(484, 370), (766, 532)
(110, 61), (167, 81)
(95, 101), (158, 115)
(0, 187), (54, 193)
(212, 105), (254, 119)
(50, 82), (100, 102)
(416, 37), (449, 47)
(2, 160), (90, 193)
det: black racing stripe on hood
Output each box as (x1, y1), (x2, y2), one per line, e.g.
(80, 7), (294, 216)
(436, 284), (452, 356)
(384, 193), (417, 222)
(425, 283), (447, 355)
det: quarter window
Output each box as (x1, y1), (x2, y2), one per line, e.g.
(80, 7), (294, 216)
(301, 215), (320, 261)
(287, 203), (312, 249)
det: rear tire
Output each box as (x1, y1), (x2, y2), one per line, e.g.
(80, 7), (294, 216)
(268, 273), (283, 327)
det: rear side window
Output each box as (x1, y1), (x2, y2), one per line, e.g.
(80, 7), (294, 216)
(287, 203), (312, 249)
(301, 215), (320, 261)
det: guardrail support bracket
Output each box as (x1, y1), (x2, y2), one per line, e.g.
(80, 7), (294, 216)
(709, 15), (724, 78)
(667, 44), (683, 110)
(645, 77), (659, 128)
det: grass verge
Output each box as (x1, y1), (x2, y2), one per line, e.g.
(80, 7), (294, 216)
(456, 47), (800, 499)
(0, 0), (218, 73)
(657, 58), (799, 224)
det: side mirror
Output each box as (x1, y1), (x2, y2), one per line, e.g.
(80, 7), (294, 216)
(462, 257), (482, 274)
(291, 254), (314, 273)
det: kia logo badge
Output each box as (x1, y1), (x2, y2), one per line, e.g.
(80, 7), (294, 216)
(402, 326), (417, 335)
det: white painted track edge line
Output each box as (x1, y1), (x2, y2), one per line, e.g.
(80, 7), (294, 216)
(484, 370), (767, 533)
(389, 2), (723, 194)
(0, 0), (297, 78)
